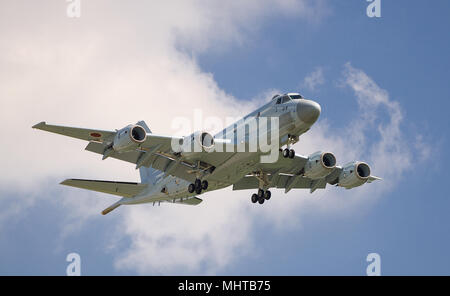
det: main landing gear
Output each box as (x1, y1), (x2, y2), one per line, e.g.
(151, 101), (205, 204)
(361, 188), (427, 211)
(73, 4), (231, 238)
(188, 179), (208, 194)
(251, 188), (271, 205)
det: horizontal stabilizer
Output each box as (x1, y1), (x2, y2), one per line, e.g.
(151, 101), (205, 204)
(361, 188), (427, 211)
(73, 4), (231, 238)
(60, 179), (148, 198)
(102, 202), (121, 215)
(177, 197), (203, 206)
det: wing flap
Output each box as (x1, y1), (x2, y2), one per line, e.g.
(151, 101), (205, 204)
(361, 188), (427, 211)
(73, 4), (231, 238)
(232, 174), (326, 191)
(60, 179), (148, 198)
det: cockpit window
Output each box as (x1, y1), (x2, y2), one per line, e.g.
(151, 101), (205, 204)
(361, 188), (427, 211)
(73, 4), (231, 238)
(289, 94), (303, 100)
(276, 95), (291, 104)
(281, 96), (291, 103)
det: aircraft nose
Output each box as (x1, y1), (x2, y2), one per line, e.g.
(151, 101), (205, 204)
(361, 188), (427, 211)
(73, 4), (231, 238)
(297, 99), (321, 124)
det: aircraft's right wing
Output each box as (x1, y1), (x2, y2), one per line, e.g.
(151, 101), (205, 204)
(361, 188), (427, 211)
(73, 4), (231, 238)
(32, 121), (116, 142)
(33, 121), (223, 184)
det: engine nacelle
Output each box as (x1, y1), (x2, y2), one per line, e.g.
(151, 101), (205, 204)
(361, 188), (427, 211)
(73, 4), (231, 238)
(338, 161), (371, 189)
(172, 131), (215, 159)
(112, 124), (147, 153)
(303, 151), (337, 180)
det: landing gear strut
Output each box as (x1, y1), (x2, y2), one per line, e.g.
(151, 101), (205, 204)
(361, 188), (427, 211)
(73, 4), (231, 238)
(282, 135), (296, 159)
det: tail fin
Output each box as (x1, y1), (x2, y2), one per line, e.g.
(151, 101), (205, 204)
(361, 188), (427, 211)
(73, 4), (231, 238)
(136, 120), (165, 185)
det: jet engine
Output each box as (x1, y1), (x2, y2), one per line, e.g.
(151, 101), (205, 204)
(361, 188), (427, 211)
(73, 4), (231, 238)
(303, 151), (337, 179)
(172, 131), (216, 160)
(337, 161), (371, 189)
(112, 124), (147, 152)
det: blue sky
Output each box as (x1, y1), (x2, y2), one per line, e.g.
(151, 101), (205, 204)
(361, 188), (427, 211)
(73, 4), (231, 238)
(0, 0), (449, 275)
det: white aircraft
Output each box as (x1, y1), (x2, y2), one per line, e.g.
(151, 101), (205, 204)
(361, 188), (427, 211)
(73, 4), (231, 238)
(33, 93), (380, 215)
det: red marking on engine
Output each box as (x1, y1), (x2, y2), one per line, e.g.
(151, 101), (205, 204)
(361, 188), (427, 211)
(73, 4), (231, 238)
(90, 132), (102, 138)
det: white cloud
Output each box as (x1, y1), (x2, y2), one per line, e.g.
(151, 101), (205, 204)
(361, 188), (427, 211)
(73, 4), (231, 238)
(302, 67), (325, 91)
(0, 1), (429, 274)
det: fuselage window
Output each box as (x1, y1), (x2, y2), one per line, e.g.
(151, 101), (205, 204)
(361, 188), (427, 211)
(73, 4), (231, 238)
(276, 96), (291, 104)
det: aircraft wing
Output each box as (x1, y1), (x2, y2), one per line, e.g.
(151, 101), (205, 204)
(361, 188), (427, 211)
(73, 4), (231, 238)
(235, 152), (341, 193)
(32, 121), (116, 142)
(232, 174), (328, 192)
(33, 122), (222, 183)
(253, 151), (309, 175)
(239, 152), (381, 193)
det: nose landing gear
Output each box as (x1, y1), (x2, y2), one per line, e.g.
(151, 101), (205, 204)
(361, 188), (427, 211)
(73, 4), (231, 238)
(283, 148), (295, 159)
(282, 135), (297, 159)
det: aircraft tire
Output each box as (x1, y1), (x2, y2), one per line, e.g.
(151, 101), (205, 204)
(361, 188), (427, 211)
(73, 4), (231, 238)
(289, 149), (295, 158)
(201, 180), (208, 190)
(251, 194), (258, 203)
(188, 183), (195, 193)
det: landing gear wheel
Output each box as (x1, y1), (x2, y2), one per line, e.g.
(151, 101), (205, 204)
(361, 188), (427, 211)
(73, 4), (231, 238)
(258, 197), (265, 204)
(188, 183), (195, 193)
(289, 149), (295, 159)
(195, 186), (202, 194)
(283, 148), (290, 158)
(264, 190), (271, 200)
(258, 188), (265, 198)
(201, 180), (208, 190)
(251, 194), (258, 203)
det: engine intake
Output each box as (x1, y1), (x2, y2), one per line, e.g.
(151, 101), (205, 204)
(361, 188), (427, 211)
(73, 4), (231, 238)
(112, 125), (147, 152)
(338, 161), (371, 189)
(303, 151), (337, 180)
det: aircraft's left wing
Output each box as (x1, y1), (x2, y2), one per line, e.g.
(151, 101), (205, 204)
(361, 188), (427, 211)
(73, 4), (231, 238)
(242, 150), (380, 193)
(232, 174), (328, 192)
